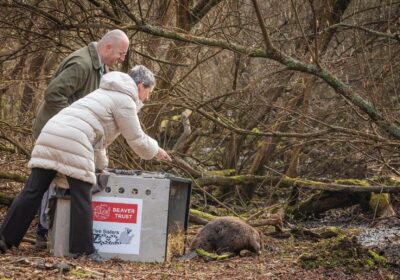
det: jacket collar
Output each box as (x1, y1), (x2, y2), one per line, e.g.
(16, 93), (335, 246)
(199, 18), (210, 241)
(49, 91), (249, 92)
(88, 42), (102, 70)
(100, 72), (144, 111)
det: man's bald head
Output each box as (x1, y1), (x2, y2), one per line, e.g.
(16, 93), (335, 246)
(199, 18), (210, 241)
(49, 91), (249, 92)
(99, 29), (129, 46)
(97, 29), (129, 67)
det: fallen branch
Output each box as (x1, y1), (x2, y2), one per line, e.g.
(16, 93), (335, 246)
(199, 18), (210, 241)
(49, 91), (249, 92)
(0, 192), (14, 206)
(189, 209), (216, 225)
(189, 208), (283, 231)
(250, 214), (283, 231)
(188, 214), (208, 225)
(0, 171), (27, 183)
(21, 237), (35, 245)
(271, 225), (340, 240)
(294, 181), (400, 193)
(171, 157), (202, 178)
(0, 132), (30, 157)
(195, 175), (400, 193)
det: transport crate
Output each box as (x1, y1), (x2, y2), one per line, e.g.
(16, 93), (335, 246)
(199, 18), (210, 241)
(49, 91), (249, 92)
(50, 171), (191, 262)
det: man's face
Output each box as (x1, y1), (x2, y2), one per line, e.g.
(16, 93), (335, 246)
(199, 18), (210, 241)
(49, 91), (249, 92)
(103, 40), (129, 67)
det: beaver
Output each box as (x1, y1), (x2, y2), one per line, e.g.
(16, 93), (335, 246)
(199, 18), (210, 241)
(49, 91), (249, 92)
(189, 217), (262, 256)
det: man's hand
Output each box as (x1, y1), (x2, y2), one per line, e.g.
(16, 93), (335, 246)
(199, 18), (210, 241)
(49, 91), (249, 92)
(155, 148), (172, 161)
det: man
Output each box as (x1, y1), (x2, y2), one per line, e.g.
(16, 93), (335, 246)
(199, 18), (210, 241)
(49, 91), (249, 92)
(33, 29), (129, 249)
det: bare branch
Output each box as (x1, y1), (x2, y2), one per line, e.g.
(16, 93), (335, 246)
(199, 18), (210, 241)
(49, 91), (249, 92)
(189, 0), (224, 27)
(251, 0), (273, 49)
(325, 23), (400, 42)
(290, 0), (319, 67)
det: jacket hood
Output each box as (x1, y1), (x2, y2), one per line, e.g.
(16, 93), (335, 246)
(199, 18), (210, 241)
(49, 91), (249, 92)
(100, 71), (144, 110)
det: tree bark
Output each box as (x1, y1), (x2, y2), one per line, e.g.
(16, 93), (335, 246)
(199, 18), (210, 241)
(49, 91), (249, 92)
(197, 175), (400, 193)
(286, 191), (370, 218)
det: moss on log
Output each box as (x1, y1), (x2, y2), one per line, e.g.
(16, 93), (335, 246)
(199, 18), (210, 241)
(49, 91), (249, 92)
(0, 193), (14, 206)
(0, 172), (27, 183)
(205, 169), (236, 176)
(286, 178), (397, 218)
(189, 209), (218, 222)
(369, 193), (396, 218)
(334, 179), (369, 186)
(196, 175), (400, 193)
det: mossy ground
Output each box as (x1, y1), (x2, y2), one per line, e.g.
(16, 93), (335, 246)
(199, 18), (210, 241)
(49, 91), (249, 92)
(297, 230), (388, 273)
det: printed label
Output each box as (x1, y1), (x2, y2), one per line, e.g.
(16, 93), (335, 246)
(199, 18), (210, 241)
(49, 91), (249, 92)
(92, 196), (142, 254)
(93, 202), (138, 223)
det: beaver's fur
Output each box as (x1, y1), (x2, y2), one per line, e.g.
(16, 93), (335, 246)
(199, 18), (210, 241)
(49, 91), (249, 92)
(190, 217), (261, 255)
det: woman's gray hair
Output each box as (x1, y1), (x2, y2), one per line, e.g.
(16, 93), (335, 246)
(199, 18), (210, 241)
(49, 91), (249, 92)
(129, 65), (156, 88)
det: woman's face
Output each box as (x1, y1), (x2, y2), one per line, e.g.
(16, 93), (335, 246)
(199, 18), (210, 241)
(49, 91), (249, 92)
(138, 83), (154, 102)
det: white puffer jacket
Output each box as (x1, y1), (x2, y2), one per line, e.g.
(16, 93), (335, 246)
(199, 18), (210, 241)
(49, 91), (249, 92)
(28, 71), (159, 184)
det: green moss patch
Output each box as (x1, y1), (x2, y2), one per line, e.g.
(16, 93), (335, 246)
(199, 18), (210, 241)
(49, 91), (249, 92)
(334, 179), (370, 186)
(297, 232), (387, 272)
(195, 248), (233, 261)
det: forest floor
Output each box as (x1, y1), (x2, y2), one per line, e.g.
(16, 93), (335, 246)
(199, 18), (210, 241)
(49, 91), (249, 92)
(0, 204), (399, 280)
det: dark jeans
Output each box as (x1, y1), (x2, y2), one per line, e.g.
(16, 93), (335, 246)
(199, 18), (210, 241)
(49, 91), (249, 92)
(0, 168), (94, 254)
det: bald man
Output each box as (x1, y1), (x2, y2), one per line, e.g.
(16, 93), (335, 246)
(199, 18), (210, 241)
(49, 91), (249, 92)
(32, 30), (129, 249)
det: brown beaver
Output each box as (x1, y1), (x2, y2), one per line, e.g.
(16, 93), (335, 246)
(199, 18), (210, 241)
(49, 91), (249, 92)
(190, 217), (262, 255)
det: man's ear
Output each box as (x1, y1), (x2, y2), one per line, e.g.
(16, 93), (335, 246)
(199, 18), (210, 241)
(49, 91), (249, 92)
(105, 42), (113, 52)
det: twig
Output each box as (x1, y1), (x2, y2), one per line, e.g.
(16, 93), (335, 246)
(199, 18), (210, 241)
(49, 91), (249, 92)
(325, 23), (400, 42)
(291, 0), (320, 67)
(133, 49), (189, 67)
(251, 0), (273, 49)
(0, 132), (30, 157)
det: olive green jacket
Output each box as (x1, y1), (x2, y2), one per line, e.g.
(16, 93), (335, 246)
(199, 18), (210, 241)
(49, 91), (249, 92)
(32, 42), (104, 139)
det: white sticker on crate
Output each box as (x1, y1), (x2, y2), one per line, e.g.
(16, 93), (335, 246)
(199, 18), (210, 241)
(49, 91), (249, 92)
(92, 196), (143, 254)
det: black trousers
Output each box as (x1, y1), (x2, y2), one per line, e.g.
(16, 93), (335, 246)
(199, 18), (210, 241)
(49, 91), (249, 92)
(0, 168), (94, 254)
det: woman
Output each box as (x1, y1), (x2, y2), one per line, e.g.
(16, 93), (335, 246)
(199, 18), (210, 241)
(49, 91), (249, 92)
(0, 65), (171, 262)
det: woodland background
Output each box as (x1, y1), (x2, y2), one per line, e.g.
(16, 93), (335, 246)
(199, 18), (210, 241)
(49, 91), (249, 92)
(0, 0), (400, 279)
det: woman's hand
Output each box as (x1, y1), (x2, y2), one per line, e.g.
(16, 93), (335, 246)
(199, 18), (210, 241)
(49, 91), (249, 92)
(155, 148), (172, 161)
(95, 169), (114, 176)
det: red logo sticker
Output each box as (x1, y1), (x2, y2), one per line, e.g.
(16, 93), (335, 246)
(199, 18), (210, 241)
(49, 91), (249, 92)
(92, 202), (138, 223)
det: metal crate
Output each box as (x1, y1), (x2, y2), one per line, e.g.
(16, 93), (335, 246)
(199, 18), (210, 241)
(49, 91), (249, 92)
(50, 171), (191, 262)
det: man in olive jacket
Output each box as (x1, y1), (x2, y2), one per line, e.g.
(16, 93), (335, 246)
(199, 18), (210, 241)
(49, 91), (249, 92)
(32, 29), (129, 138)
(32, 29), (129, 248)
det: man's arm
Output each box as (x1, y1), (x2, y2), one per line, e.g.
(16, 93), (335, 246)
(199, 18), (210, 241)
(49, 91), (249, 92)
(43, 62), (88, 113)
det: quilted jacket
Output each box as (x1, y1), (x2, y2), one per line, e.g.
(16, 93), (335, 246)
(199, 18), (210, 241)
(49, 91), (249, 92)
(28, 71), (159, 184)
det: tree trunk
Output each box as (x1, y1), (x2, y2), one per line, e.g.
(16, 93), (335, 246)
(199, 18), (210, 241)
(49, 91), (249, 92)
(20, 51), (47, 116)
(287, 191), (370, 218)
